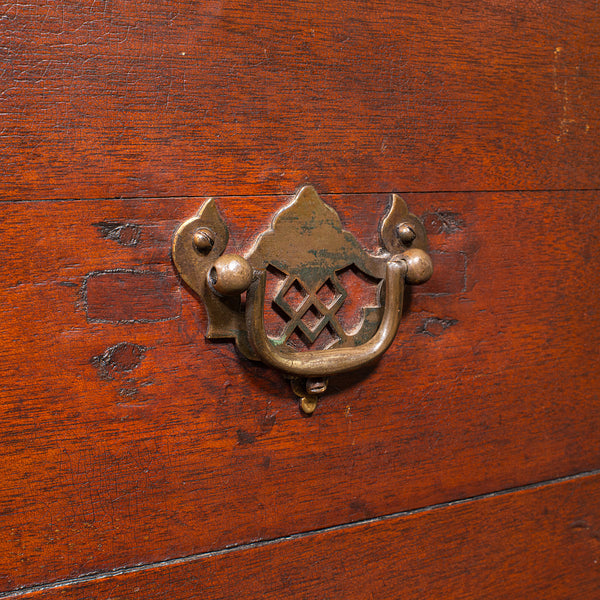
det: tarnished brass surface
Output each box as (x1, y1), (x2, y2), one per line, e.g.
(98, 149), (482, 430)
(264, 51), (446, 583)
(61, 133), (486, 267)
(245, 258), (406, 377)
(291, 378), (321, 415)
(208, 254), (253, 297)
(172, 185), (432, 412)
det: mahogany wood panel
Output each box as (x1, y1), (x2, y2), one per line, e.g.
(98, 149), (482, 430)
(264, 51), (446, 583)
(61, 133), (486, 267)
(1, 0), (599, 202)
(0, 190), (598, 593)
(9, 472), (600, 599)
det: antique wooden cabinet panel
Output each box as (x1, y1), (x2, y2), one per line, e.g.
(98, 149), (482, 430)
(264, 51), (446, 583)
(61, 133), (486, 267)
(0, 1), (599, 598)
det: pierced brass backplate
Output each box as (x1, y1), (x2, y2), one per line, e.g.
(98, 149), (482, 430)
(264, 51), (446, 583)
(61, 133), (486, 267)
(172, 185), (432, 413)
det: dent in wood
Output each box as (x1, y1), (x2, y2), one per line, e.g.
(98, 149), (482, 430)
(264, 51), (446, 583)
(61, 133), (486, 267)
(421, 211), (465, 234)
(91, 342), (147, 381)
(416, 316), (458, 337)
(93, 221), (141, 247)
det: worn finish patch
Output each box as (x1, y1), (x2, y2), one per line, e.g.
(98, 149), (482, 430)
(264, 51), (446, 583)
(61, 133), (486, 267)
(91, 342), (147, 381)
(82, 269), (181, 323)
(93, 221), (141, 247)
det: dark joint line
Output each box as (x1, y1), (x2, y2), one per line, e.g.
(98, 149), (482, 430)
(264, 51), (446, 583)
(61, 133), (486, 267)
(2, 467), (600, 599)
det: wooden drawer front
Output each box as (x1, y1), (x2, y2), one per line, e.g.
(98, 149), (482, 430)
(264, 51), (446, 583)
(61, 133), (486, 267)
(0, 0), (599, 597)
(1, 190), (598, 592)
(13, 473), (600, 600)
(0, 1), (599, 201)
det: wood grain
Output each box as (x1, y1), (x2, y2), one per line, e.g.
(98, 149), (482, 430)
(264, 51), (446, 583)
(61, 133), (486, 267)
(1, 0), (599, 202)
(0, 190), (597, 593)
(8, 472), (600, 599)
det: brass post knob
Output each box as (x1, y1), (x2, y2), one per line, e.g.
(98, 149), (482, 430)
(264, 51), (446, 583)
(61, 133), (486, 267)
(208, 254), (253, 296)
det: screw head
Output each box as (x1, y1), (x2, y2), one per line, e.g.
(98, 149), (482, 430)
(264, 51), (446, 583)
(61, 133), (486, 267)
(193, 228), (215, 253)
(396, 223), (417, 245)
(306, 378), (328, 395)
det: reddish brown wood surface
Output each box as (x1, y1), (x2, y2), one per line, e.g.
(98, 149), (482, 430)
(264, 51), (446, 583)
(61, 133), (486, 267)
(9, 472), (600, 599)
(1, 0), (599, 202)
(0, 190), (598, 593)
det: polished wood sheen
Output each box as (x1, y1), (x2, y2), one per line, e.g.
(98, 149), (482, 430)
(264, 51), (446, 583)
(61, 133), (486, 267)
(12, 473), (600, 599)
(0, 191), (598, 593)
(0, 0), (599, 597)
(0, 1), (599, 201)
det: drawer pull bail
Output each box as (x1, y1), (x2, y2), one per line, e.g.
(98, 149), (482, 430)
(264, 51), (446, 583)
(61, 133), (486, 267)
(172, 185), (432, 413)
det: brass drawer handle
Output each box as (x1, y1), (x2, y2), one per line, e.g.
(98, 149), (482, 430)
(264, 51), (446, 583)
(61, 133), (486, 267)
(172, 185), (432, 413)
(246, 259), (406, 376)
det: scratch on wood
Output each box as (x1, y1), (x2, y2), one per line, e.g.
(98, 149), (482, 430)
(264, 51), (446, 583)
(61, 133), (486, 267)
(553, 46), (588, 142)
